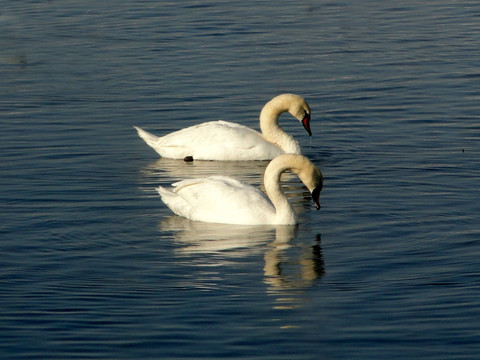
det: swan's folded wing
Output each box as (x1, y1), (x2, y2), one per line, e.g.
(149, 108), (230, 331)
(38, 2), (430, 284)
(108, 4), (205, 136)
(160, 176), (275, 224)
(158, 121), (283, 160)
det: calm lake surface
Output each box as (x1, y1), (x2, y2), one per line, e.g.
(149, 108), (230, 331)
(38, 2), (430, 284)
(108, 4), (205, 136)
(1, 1), (479, 359)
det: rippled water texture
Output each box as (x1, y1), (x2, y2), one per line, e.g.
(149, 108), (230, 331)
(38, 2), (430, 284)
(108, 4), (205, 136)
(1, 1), (479, 359)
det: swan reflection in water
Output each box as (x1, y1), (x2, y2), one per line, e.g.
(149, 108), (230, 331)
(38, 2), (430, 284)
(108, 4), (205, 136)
(159, 216), (325, 310)
(264, 233), (324, 291)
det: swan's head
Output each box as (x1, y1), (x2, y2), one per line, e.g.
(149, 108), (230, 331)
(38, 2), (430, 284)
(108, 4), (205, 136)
(272, 154), (323, 210)
(262, 94), (312, 136)
(300, 164), (323, 210)
(284, 94), (312, 137)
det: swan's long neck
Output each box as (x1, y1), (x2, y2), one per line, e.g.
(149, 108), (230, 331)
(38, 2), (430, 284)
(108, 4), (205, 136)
(259, 98), (301, 154)
(263, 158), (297, 225)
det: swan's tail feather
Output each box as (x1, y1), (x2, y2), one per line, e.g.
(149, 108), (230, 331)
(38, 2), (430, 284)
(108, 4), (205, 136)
(156, 186), (176, 209)
(156, 186), (171, 198)
(157, 186), (190, 217)
(133, 126), (160, 149)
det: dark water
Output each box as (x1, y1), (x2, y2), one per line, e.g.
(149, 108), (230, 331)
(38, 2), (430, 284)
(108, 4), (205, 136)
(1, 1), (480, 359)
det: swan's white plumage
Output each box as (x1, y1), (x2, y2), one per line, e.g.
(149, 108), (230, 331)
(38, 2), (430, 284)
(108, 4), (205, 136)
(156, 154), (323, 225)
(134, 93), (311, 161)
(158, 176), (276, 225)
(136, 121), (283, 161)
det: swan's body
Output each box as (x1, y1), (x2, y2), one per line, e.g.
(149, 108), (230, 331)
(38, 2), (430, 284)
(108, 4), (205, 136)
(156, 154), (323, 225)
(134, 94), (312, 161)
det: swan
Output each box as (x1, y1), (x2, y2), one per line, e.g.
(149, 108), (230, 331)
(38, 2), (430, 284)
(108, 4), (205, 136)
(134, 93), (312, 161)
(156, 154), (323, 225)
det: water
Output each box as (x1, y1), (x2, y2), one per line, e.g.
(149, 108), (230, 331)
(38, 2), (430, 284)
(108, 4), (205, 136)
(1, 1), (479, 359)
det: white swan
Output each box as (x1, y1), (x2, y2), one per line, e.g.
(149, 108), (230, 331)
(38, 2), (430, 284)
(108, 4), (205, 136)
(134, 93), (312, 161)
(156, 154), (323, 225)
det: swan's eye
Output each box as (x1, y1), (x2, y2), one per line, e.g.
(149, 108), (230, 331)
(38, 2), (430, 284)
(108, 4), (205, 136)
(303, 110), (310, 121)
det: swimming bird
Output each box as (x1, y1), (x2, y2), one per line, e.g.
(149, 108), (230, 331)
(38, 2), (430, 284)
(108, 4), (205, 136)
(156, 154), (323, 225)
(134, 93), (312, 161)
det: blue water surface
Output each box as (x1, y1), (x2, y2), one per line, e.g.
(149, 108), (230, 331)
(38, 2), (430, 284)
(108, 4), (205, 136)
(1, 1), (479, 359)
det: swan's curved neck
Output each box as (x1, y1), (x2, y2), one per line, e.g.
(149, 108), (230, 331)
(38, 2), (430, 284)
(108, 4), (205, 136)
(259, 100), (301, 154)
(263, 161), (297, 225)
